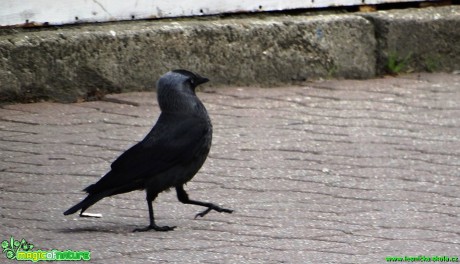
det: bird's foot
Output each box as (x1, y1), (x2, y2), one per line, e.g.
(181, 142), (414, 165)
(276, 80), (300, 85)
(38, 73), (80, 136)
(195, 205), (233, 219)
(133, 224), (176, 232)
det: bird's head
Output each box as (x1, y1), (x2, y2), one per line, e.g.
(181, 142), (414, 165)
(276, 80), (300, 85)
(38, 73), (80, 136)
(156, 69), (209, 113)
(157, 69), (209, 95)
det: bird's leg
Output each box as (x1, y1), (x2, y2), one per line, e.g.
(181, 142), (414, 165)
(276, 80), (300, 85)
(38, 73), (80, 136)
(133, 194), (176, 232)
(176, 185), (233, 219)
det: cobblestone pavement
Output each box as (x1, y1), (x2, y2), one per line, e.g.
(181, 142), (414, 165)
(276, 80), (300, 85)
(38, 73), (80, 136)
(1, 73), (459, 263)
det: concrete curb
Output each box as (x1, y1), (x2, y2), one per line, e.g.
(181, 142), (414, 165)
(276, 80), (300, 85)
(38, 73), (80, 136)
(0, 6), (459, 103)
(360, 6), (460, 74)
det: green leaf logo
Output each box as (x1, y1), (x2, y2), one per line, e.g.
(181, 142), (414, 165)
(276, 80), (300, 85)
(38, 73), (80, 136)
(1, 237), (34, 260)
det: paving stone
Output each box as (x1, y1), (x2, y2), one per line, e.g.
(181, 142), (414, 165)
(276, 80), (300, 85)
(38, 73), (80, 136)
(0, 73), (459, 263)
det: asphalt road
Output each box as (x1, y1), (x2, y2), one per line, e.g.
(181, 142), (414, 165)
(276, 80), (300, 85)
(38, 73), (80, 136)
(1, 73), (459, 263)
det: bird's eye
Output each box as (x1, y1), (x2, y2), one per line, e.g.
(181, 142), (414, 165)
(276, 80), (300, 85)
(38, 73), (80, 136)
(189, 79), (195, 85)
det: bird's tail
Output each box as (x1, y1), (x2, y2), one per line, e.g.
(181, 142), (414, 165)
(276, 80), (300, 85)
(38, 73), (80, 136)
(63, 191), (109, 216)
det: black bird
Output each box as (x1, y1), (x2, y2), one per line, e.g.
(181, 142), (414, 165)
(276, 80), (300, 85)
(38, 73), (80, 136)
(64, 69), (233, 231)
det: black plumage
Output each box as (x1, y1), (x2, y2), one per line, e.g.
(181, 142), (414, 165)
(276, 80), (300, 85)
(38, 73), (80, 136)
(64, 69), (232, 231)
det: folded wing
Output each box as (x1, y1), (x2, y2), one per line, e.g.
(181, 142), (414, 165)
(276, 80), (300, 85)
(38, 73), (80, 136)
(84, 113), (211, 194)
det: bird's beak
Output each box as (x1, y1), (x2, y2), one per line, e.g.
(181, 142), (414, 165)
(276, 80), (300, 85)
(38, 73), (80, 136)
(196, 75), (209, 85)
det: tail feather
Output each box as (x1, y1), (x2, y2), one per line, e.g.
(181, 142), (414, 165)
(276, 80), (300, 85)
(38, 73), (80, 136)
(63, 191), (109, 215)
(64, 170), (142, 216)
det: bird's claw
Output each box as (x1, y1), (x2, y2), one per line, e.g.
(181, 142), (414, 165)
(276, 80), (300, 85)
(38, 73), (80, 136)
(133, 225), (176, 232)
(194, 206), (233, 219)
(195, 208), (212, 219)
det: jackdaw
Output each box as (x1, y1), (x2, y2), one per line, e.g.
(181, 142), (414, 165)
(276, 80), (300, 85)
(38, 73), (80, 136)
(64, 69), (233, 231)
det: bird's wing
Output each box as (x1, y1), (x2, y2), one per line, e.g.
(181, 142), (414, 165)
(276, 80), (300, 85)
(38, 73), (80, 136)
(84, 113), (211, 194)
